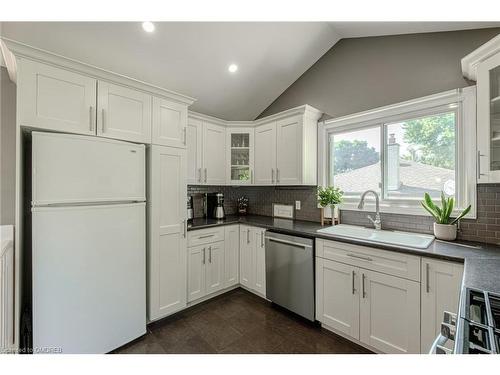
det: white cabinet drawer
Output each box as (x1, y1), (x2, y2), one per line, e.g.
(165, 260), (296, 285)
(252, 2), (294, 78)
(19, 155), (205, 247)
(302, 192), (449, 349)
(316, 239), (420, 282)
(188, 227), (225, 247)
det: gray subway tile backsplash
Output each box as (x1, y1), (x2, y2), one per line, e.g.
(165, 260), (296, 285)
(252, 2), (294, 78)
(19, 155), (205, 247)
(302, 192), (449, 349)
(188, 183), (500, 246)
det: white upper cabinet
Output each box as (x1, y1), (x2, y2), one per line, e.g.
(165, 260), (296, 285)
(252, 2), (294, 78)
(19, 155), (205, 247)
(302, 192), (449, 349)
(462, 34), (500, 182)
(477, 53), (500, 182)
(420, 258), (463, 353)
(187, 105), (321, 186)
(276, 115), (302, 185)
(18, 58), (97, 135)
(226, 128), (254, 185)
(202, 122), (226, 185)
(254, 121), (277, 185)
(97, 81), (152, 143)
(186, 117), (203, 184)
(152, 97), (188, 148)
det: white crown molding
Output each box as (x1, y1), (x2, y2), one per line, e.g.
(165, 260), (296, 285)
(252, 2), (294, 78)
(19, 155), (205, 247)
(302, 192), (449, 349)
(0, 39), (17, 83)
(461, 33), (500, 81)
(0, 37), (196, 106)
(189, 104), (322, 127)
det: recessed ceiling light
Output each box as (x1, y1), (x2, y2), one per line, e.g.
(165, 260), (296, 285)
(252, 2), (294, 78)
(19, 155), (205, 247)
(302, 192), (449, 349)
(142, 22), (155, 33)
(228, 64), (238, 73)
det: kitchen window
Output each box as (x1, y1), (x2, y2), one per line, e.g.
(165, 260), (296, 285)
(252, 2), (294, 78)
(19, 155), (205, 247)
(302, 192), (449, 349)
(319, 88), (477, 217)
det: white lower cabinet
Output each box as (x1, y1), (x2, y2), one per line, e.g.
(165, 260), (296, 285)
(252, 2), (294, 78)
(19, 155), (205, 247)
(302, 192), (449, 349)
(224, 225), (240, 288)
(315, 258), (360, 338)
(359, 270), (420, 354)
(316, 239), (421, 354)
(147, 145), (187, 322)
(420, 258), (464, 353)
(253, 228), (266, 296)
(239, 225), (266, 296)
(187, 240), (225, 303)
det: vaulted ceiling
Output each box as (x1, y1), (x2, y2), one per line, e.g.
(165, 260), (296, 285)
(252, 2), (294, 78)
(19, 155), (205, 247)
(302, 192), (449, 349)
(1, 22), (499, 120)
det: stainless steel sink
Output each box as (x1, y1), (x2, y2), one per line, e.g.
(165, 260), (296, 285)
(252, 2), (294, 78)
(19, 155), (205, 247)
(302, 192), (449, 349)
(317, 224), (434, 249)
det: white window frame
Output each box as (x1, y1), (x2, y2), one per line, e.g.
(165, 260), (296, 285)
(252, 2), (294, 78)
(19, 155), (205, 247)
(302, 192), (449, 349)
(317, 87), (477, 218)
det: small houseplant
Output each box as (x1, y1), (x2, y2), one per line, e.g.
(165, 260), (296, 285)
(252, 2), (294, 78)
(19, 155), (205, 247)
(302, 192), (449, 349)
(421, 192), (471, 241)
(317, 186), (343, 226)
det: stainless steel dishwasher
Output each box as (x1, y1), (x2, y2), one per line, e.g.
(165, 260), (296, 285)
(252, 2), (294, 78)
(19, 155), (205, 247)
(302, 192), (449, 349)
(265, 231), (315, 321)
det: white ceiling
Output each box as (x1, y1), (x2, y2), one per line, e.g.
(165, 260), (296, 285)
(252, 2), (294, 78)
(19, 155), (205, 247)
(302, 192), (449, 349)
(1, 22), (499, 120)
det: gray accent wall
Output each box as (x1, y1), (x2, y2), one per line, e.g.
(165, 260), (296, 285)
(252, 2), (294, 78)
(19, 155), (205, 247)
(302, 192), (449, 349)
(0, 66), (16, 225)
(258, 28), (500, 120)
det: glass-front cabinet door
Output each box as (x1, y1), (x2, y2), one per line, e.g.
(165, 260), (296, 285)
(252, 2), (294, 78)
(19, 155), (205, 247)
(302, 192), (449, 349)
(477, 52), (500, 183)
(226, 128), (254, 185)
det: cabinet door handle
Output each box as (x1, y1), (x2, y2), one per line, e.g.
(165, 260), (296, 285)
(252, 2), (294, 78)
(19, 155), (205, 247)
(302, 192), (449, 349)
(204, 168), (208, 183)
(477, 150), (486, 179)
(271, 168), (275, 184)
(260, 231), (264, 247)
(89, 106), (94, 132)
(347, 253), (373, 262)
(209, 246), (212, 263)
(352, 270), (356, 295)
(183, 127), (187, 145)
(426, 262), (430, 293)
(198, 234), (214, 239)
(101, 108), (105, 133)
(182, 220), (187, 238)
(198, 168), (202, 183)
(247, 229), (250, 244)
(362, 273), (366, 298)
(202, 247), (206, 264)
(276, 168), (280, 183)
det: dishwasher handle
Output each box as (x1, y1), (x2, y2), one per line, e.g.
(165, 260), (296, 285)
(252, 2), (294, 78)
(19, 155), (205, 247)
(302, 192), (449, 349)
(265, 236), (313, 249)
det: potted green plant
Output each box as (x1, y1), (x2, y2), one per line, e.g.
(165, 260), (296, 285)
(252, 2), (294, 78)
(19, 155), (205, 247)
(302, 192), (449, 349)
(421, 192), (471, 241)
(317, 186), (343, 225)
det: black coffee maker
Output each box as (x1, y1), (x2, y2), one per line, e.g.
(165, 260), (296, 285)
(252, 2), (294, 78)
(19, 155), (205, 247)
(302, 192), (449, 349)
(204, 192), (225, 219)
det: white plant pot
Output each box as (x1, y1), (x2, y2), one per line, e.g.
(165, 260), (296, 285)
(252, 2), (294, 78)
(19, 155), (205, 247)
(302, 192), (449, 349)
(323, 205), (339, 224)
(433, 223), (457, 241)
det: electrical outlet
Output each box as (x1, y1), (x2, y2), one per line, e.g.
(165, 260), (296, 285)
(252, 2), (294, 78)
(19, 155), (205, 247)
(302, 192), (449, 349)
(295, 200), (301, 210)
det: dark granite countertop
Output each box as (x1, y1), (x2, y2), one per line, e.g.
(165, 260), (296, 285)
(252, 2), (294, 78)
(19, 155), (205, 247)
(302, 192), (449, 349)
(188, 214), (500, 294)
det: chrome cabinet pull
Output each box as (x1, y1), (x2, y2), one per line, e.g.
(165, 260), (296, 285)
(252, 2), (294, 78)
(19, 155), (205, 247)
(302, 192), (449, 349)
(260, 231), (264, 247)
(271, 168), (275, 184)
(89, 106), (94, 132)
(276, 168), (280, 183)
(204, 168), (208, 183)
(426, 262), (430, 293)
(202, 247), (206, 264)
(198, 234), (214, 239)
(352, 270), (356, 295)
(198, 168), (202, 183)
(477, 150), (486, 179)
(247, 229), (250, 244)
(362, 273), (366, 298)
(209, 246), (212, 263)
(101, 108), (105, 133)
(183, 127), (187, 145)
(182, 220), (187, 238)
(347, 253), (373, 262)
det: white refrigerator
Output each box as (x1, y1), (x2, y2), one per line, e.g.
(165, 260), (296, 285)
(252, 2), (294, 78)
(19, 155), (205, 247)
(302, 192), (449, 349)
(31, 132), (146, 354)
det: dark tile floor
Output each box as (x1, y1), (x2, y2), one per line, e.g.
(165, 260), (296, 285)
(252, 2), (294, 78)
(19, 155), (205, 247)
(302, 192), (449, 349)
(114, 288), (372, 354)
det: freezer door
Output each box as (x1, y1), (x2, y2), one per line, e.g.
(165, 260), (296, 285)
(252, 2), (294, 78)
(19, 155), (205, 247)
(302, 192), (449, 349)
(32, 132), (145, 205)
(32, 203), (146, 354)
